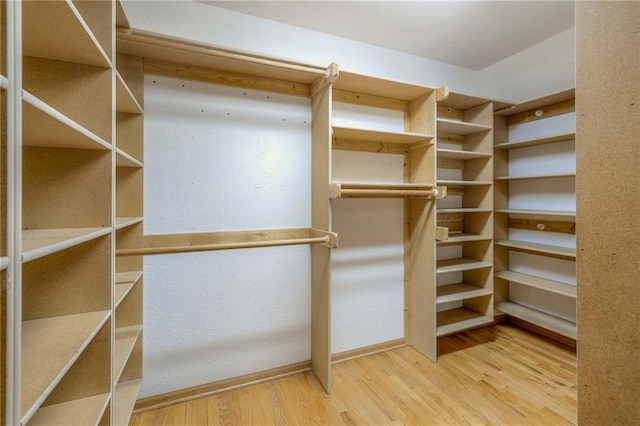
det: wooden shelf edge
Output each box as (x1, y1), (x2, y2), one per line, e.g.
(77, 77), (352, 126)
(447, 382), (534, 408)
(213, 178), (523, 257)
(495, 172), (575, 181)
(1, 257), (8, 271)
(494, 132), (575, 149)
(114, 379), (143, 426)
(496, 301), (576, 340)
(436, 283), (493, 304)
(115, 270), (144, 285)
(436, 148), (492, 160)
(116, 148), (144, 168)
(437, 208), (492, 213)
(27, 393), (111, 426)
(437, 233), (493, 244)
(436, 258), (493, 274)
(23, 90), (111, 150)
(116, 71), (144, 114)
(0, 75), (8, 90)
(494, 209), (576, 217)
(23, 227), (112, 263)
(437, 180), (492, 186)
(495, 270), (576, 298)
(116, 217), (144, 230)
(114, 325), (143, 383)
(436, 309), (493, 337)
(332, 124), (434, 144)
(494, 239), (576, 259)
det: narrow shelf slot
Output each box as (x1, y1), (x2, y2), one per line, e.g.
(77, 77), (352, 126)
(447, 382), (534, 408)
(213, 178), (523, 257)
(437, 118), (492, 135)
(495, 270), (576, 298)
(494, 172), (575, 181)
(23, 227), (112, 263)
(114, 379), (142, 426)
(496, 301), (576, 339)
(494, 132), (575, 150)
(330, 182), (440, 199)
(495, 239), (576, 259)
(495, 209), (576, 217)
(22, 0), (111, 68)
(333, 125), (433, 144)
(116, 72), (144, 114)
(116, 148), (143, 168)
(115, 217), (143, 231)
(114, 325), (143, 383)
(436, 148), (491, 160)
(436, 308), (492, 337)
(436, 283), (493, 305)
(115, 271), (143, 308)
(23, 91), (111, 150)
(28, 393), (110, 426)
(436, 258), (493, 274)
(21, 310), (111, 422)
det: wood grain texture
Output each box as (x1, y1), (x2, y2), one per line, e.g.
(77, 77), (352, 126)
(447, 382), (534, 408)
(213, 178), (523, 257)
(576, 2), (640, 424)
(130, 324), (576, 425)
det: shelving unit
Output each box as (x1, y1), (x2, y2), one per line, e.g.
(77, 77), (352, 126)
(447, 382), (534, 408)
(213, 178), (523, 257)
(494, 89), (577, 344)
(1, 2), (145, 424)
(434, 91), (501, 342)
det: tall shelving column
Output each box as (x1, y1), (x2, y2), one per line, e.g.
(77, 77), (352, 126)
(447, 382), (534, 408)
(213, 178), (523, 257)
(329, 72), (439, 361)
(493, 89), (576, 345)
(19, 1), (114, 424)
(434, 92), (496, 341)
(113, 3), (144, 424)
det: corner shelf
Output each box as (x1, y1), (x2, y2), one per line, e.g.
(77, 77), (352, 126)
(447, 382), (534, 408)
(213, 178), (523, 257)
(495, 239), (576, 260)
(114, 380), (142, 426)
(21, 310), (111, 423)
(436, 148), (492, 160)
(437, 118), (492, 135)
(495, 209), (576, 217)
(115, 271), (143, 308)
(333, 125), (433, 144)
(494, 172), (575, 181)
(27, 393), (110, 426)
(22, 227), (112, 263)
(116, 148), (143, 168)
(494, 132), (575, 150)
(437, 233), (492, 243)
(115, 217), (143, 231)
(436, 283), (493, 304)
(496, 301), (576, 339)
(495, 270), (576, 298)
(436, 258), (493, 274)
(114, 325), (143, 383)
(116, 71), (143, 114)
(436, 308), (492, 337)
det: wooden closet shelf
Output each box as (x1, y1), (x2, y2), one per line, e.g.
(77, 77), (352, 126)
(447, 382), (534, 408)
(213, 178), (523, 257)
(494, 172), (575, 180)
(22, 0), (111, 68)
(436, 283), (493, 305)
(333, 125), (433, 144)
(114, 380), (143, 426)
(330, 182), (445, 199)
(495, 239), (576, 260)
(436, 258), (493, 274)
(115, 271), (143, 308)
(117, 227), (338, 257)
(436, 308), (493, 337)
(437, 179), (492, 186)
(496, 301), (576, 339)
(116, 71), (144, 114)
(495, 209), (576, 217)
(332, 70), (435, 101)
(28, 393), (110, 426)
(116, 148), (143, 168)
(23, 227), (112, 263)
(436, 148), (492, 160)
(21, 310), (111, 423)
(437, 118), (492, 135)
(116, 217), (144, 230)
(114, 325), (143, 383)
(437, 233), (493, 244)
(495, 270), (576, 298)
(437, 208), (493, 214)
(23, 91), (112, 150)
(494, 132), (575, 150)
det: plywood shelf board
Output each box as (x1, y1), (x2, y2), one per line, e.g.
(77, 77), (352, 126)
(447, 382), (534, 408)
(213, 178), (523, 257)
(332, 70), (434, 100)
(494, 132), (575, 150)
(115, 271), (143, 308)
(436, 148), (492, 160)
(115, 217), (143, 230)
(437, 118), (492, 135)
(116, 0), (131, 28)
(333, 125), (433, 144)
(494, 88), (575, 117)
(495, 172), (575, 180)
(495, 239), (576, 259)
(436, 308), (492, 337)
(114, 326), (143, 383)
(438, 91), (511, 111)
(23, 91), (111, 150)
(115, 271), (143, 285)
(437, 233), (493, 243)
(22, 227), (112, 263)
(114, 379), (142, 426)
(116, 72), (144, 114)
(28, 392), (110, 426)
(21, 310), (111, 422)
(496, 302), (576, 339)
(436, 258), (493, 274)
(22, 0), (111, 68)
(436, 283), (493, 304)
(437, 180), (492, 186)
(116, 149), (143, 168)
(495, 209), (576, 217)
(495, 270), (576, 298)
(437, 208), (493, 213)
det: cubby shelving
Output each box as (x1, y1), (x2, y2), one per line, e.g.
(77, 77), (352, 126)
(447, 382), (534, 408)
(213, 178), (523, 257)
(494, 88), (576, 345)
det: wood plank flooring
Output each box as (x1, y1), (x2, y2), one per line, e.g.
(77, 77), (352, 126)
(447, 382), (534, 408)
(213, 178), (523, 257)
(130, 323), (577, 425)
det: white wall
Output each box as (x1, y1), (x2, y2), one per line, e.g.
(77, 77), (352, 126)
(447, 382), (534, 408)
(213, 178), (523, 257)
(123, 0), (577, 397)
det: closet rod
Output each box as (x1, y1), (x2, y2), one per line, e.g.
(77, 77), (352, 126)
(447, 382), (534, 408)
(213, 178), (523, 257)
(116, 235), (330, 257)
(338, 189), (440, 197)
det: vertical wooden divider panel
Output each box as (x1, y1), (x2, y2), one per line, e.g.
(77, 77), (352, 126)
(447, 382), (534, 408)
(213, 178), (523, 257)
(311, 84), (332, 393)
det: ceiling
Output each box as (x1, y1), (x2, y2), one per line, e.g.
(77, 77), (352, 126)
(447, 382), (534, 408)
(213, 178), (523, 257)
(203, 1), (575, 70)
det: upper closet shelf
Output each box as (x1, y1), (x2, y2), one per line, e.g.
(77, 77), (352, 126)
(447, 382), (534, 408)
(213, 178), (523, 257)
(437, 118), (491, 135)
(27, 393), (110, 426)
(23, 227), (112, 263)
(23, 91), (111, 150)
(22, 0), (111, 68)
(116, 148), (143, 168)
(330, 182), (443, 199)
(495, 209), (576, 217)
(333, 125), (433, 144)
(495, 239), (576, 260)
(116, 72), (144, 114)
(494, 172), (575, 181)
(494, 132), (575, 150)
(436, 148), (491, 160)
(332, 70), (434, 101)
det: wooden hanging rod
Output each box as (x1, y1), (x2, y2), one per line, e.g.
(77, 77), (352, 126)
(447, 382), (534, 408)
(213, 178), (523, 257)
(116, 228), (337, 257)
(329, 183), (447, 199)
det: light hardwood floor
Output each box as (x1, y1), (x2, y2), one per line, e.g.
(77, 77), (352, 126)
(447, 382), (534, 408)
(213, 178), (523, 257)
(130, 323), (577, 425)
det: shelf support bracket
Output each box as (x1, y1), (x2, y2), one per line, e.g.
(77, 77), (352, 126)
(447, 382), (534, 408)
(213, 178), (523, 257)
(310, 62), (339, 98)
(310, 228), (339, 248)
